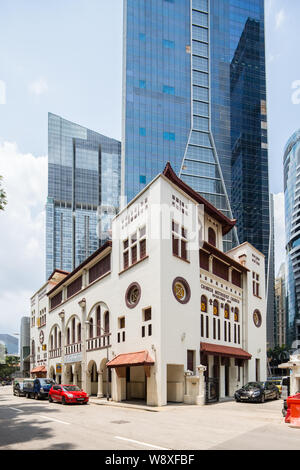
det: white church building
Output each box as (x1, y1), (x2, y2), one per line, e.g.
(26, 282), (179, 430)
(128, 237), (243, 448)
(30, 163), (266, 406)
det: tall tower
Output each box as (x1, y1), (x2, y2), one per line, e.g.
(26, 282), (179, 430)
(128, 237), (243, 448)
(46, 113), (121, 279)
(122, 0), (269, 256)
(284, 130), (300, 349)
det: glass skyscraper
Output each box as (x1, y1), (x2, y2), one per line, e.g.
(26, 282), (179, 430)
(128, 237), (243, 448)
(46, 113), (121, 279)
(122, 0), (269, 255)
(284, 130), (300, 349)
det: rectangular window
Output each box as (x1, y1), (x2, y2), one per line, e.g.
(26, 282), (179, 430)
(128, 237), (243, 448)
(172, 220), (188, 261)
(218, 319), (221, 341)
(163, 39), (175, 48)
(139, 80), (146, 89)
(187, 350), (194, 373)
(140, 239), (146, 259)
(148, 324), (152, 336)
(172, 235), (179, 256)
(212, 258), (229, 281)
(213, 318), (216, 340)
(201, 314), (204, 337)
(164, 131), (175, 141)
(131, 245), (137, 264)
(122, 331), (125, 342)
(143, 307), (152, 322)
(192, 25), (208, 43)
(123, 251), (129, 270)
(224, 321), (227, 342)
(89, 254), (111, 283)
(139, 127), (146, 136)
(142, 326), (145, 338)
(206, 316), (209, 338)
(67, 276), (82, 299)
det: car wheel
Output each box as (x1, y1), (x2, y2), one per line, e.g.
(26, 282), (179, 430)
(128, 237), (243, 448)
(235, 399), (240, 402)
(26, 393), (30, 399)
(260, 394), (265, 403)
(49, 395), (53, 403)
(62, 397), (67, 405)
(275, 392), (280, 400)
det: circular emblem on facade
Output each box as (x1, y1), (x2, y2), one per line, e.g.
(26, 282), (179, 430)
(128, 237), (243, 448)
(253, 310), (262, 328)
(172, 277), (191, 304)
(125, 282), (141, 309)
(39, 330), (44, 344)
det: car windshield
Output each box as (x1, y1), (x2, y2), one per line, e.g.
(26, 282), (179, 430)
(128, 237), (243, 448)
(40, 379), (55, 385)
(62, 385), (81, 392)
(242, 382), (263, 390)
(269, 380), (280, 385)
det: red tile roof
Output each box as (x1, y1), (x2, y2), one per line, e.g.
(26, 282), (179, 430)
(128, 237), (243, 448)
(107, 350), (155, 368)
(31, 366), (47, 373)
(200, 342), (252, 360)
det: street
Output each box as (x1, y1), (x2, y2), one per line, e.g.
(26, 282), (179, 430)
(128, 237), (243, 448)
(0, 386), (300, 450)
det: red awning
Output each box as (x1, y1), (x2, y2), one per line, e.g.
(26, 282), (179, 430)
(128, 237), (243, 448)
(107, 350), (155, 368)
(200, 342), (252, 360)
(31, 365), (47, 373)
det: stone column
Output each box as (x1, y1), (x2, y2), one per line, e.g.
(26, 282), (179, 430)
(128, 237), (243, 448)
(97, 370), (104, 398)
(196, 364), (207, 406)
(78, 298), (87, 392)
(86, 370), (92, 396)
(59, 310), (67, 384)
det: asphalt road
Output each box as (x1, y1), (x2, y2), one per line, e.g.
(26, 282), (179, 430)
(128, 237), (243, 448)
(1, 385), (300, 450)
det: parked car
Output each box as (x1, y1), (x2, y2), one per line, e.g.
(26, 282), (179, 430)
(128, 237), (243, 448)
(23, 378), (55, 400)
(267, 377), (282, 396)
(235, 381), (280, 403)
(49, 384), (89, 405)
(13, 379), (26, 397)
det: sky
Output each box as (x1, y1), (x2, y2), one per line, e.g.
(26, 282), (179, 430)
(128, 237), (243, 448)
(0, 0), (299, 335)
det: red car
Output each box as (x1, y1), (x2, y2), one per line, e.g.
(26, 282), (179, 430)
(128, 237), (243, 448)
(49, 384), (89, 405)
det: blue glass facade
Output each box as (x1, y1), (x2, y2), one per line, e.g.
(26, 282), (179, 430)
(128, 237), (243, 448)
(123, 0), (269, 257)
(46, 113), (121, 279)
(284, 131), (300, 348)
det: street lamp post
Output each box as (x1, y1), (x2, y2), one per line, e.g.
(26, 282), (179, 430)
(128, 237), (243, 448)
(85, 320), (110, 401)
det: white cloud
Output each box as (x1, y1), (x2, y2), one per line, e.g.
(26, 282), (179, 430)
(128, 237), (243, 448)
(0, 142), (47, 334)
(273, 192), (286, 276)
(28, 77), (48, 96)
(275, 8), (285, 29)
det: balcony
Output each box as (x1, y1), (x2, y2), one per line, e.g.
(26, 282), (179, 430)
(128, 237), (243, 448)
(65, 342), (82, 355)
(86, 333), (111, 352)
(49, 348), (62, 359)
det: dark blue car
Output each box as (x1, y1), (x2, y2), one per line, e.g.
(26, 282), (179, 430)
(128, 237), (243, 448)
(23, 378), (55, 400)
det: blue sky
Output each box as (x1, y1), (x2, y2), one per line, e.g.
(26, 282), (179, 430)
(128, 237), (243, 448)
(0, 0), (299, 334)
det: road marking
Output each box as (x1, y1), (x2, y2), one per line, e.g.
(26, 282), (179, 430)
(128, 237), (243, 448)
(37, 415), (70, 425)
(8, 407), (22, 412)
(115, 436), (169, 450)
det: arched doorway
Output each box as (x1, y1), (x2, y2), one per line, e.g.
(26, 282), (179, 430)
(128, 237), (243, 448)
(87, 360), (98, 396)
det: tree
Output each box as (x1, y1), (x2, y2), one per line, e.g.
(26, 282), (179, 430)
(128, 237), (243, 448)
(0, 175), (7, 210)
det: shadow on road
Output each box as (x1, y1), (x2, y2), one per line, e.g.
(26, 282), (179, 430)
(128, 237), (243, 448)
(0, 391), (75, 450)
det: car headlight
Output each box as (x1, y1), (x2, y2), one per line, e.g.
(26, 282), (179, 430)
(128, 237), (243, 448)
(252, 391), (261, 397)
(40, 388), (44, 392)
(66, 393), (74, 398)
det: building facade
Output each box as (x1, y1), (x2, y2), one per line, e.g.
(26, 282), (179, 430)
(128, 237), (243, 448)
(20, 317), (30, 377)
(266, 194), (276, 349)
(46, 113), (121, 280)
(122, 0), (269, 259)
(284, 130), (300, 349)
(31, 164), (266, 406)
(275, 263), (286, 347)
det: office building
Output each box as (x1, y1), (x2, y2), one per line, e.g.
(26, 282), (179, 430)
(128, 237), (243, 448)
(46, 113), (121, 279)
(275, 263), (286, 347)
(284, 130), (300, 349)
(20, 317), (30, 376)
(266, 194), (276, 348)
(122, 0), (269, 258)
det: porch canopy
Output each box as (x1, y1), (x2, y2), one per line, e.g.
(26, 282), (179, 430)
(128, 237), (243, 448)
(201, 342), (252, 360)
(107, 350), (155, 369)
(107, 350), (155, 378)
(31, 365), (47, 374)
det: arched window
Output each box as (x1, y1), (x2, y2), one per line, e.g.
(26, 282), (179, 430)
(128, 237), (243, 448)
(67, 328), (70, 345)
(208, 227), (216, 247)
(77, 323), (81, 342)
(234, 308), (239, 322)
(89, 318), (94, 339)
(96, 306), (101, 337)
(224, 304), (230, 320)
(201, 295), (208, 313)
(58, 331), (61, 348)
(54, 327), (57, 349)
(50, 335), (53, 350)
(213, 300), (219, 316)
(72, 318), (76, 344)
(104, 311), (110, 333)
(31, 339), (35, 356)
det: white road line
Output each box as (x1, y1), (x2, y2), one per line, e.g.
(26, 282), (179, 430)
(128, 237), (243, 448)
(115, 436), (169, 450)
(37, 415), (70, 425)
(8, 407), (22, 412)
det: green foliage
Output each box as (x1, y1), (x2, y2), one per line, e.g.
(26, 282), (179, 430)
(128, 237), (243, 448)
(0, 355), (19, 378)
